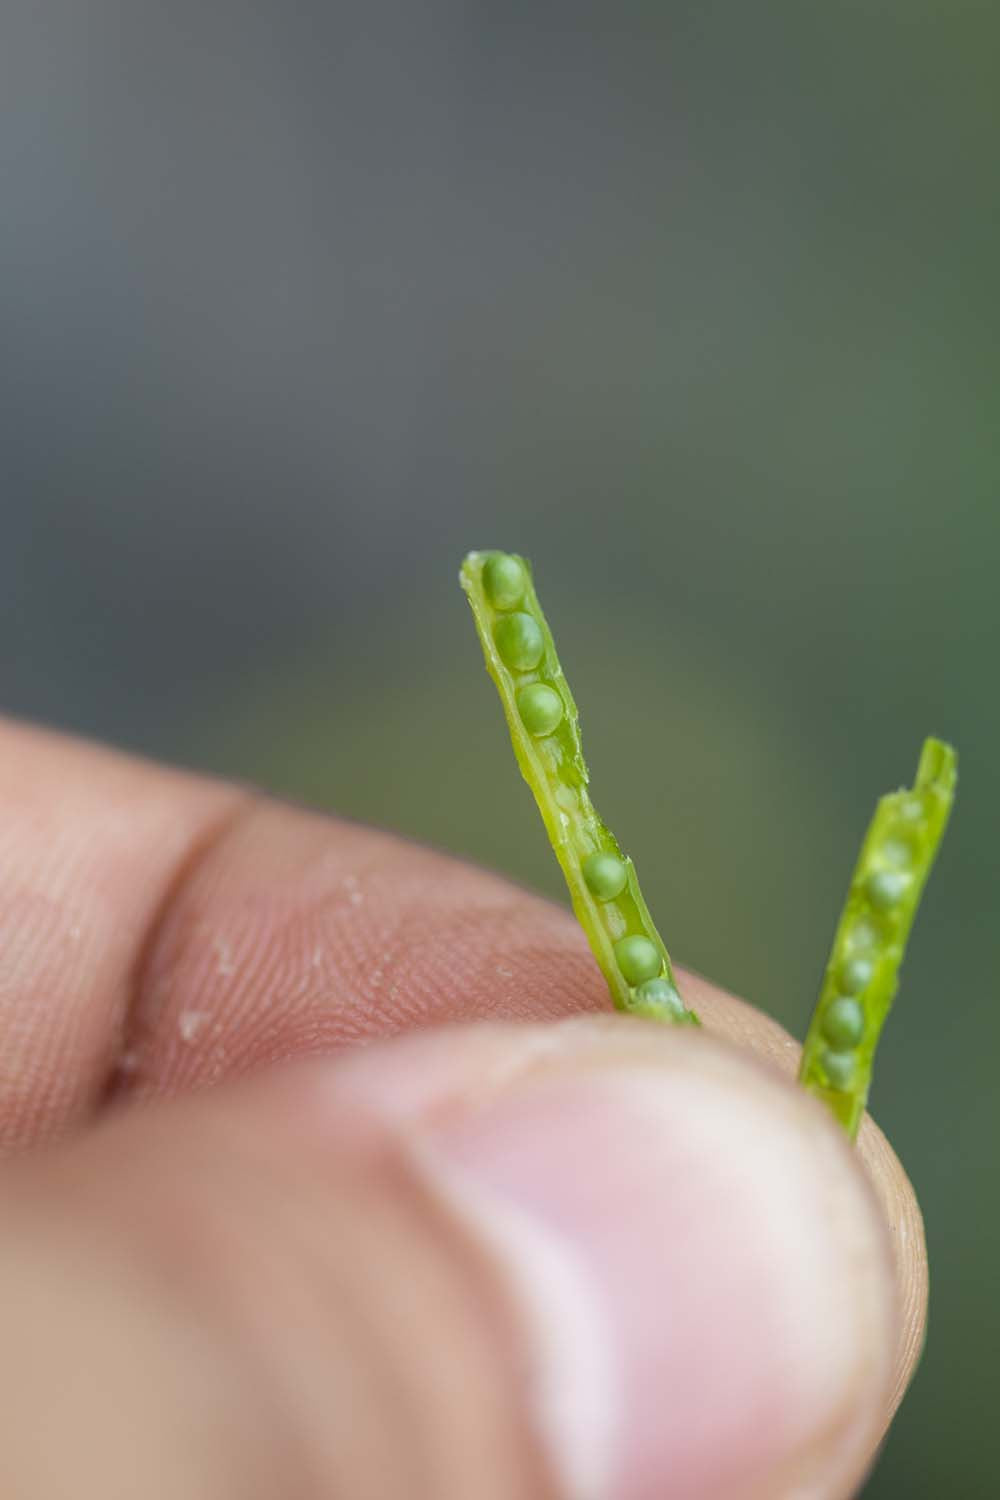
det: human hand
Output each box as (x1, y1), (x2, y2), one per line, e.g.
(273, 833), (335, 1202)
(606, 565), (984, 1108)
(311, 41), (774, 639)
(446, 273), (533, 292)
(0, 718), (925, 1499)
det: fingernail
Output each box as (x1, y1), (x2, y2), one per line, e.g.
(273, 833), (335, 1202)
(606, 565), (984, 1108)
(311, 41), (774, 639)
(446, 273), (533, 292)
(413, 1056), (897, 1500)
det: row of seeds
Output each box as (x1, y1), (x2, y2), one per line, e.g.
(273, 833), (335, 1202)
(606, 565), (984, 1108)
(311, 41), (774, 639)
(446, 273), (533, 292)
(799, 736), (956, 1136)
(479, 551), (691, 1021)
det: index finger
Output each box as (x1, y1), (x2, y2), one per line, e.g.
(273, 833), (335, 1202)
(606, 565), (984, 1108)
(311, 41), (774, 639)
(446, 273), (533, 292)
(0, 714), (602, 1150)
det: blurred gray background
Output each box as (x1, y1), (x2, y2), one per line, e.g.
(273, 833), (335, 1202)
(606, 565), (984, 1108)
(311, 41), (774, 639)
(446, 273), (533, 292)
(2, 3), (996, 1492)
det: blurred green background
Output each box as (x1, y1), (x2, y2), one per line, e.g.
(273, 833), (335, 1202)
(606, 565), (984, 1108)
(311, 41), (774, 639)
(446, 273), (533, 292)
(2, 3), (996, 1492)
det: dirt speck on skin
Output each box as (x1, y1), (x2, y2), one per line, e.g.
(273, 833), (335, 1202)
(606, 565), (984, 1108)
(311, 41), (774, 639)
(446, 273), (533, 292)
(212, 936), (236, 977)
(178, 1010), (211, 1044)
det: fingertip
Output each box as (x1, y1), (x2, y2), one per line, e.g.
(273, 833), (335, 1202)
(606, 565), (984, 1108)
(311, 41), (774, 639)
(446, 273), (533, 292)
(682, 975), (929, 1424)
(324, 1015), (901, 1500)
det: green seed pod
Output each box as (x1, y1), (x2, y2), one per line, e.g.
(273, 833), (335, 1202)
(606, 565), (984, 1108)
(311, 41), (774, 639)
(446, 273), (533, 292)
(482, 552), (526, 610)
(821, 996), (865, 1049)
(494, 612), (545, 671)
(581, 851), (628, 902)
(614, 935), (662, 986)
(516, 682), (564, 736)
(800, 737), (957, 1137)
(460, 550), (696, 1026)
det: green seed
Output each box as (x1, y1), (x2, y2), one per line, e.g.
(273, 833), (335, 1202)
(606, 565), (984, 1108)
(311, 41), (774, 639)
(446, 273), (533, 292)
(494, 612), (545, 671)
(847, 916), (886, 953)
(614, 935), (661, 985)
(899, 795), (926, 824)
(516, 683), (564, 736)
(882, 835), (917, 869)
(582, 851), (628, 902)
(866, 869), (911, 911)
(838, 955), (874, 994)
(823, 1049), (856, 1090)
(821, 996), (865, 1048)
(482, 552), (525, 610)
(633, 977), (686, 1017)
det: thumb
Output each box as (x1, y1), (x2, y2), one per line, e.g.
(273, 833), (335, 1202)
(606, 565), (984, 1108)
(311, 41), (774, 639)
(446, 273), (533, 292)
(0, 1016), (901, 1500)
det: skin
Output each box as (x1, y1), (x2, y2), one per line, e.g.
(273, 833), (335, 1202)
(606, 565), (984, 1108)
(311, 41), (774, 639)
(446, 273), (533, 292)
(0, 716), (927, 1499)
